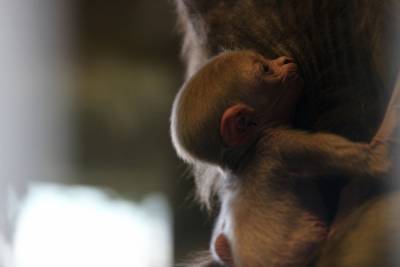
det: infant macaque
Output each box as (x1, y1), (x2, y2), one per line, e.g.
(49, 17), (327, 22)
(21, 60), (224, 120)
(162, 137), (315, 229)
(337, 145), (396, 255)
(170, 51), (391, 267)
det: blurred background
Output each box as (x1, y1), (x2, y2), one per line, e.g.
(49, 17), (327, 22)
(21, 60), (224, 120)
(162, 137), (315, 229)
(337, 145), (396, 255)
(0, 1), (211, 266)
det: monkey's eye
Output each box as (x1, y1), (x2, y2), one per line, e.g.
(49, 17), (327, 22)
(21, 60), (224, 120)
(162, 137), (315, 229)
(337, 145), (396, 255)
(261, 63), (272, 75)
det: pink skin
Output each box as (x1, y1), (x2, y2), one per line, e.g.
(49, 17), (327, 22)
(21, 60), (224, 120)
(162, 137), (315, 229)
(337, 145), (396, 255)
(214, 233), (234, 267)
(220, 104), (256, 146)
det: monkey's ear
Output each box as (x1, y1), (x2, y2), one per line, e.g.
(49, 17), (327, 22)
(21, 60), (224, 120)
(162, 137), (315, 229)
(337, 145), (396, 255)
(220, 104), (257, 146)
(213, 233), (234, 266)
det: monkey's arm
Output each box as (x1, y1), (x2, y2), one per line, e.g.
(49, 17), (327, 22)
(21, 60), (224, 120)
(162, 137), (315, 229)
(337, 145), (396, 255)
(267, 129), (389, 179)
(272, 72), (400, 179)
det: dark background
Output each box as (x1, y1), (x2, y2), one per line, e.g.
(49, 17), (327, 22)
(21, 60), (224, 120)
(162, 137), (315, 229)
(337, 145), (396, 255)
(73, 0), (211, 263)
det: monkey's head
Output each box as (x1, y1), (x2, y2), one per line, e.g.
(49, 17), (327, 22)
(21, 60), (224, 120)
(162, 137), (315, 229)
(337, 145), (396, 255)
(171, 50), (303, 170)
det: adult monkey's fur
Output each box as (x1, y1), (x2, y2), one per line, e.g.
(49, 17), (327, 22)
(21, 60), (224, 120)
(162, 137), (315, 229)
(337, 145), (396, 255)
(174, 1), (400, 266)
(176, 0), (399, 138)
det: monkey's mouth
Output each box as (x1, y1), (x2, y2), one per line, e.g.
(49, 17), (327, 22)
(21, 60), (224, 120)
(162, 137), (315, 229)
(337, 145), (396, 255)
(281, 71), (304, 91)
(282, 71), (300, 82)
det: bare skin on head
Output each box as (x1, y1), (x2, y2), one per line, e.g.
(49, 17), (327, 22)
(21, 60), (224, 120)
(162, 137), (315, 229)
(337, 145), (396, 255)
(171, 51), (394, 267)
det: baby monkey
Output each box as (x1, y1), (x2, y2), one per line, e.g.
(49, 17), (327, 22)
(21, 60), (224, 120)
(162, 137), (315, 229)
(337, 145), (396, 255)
(170, 51), (391, 267)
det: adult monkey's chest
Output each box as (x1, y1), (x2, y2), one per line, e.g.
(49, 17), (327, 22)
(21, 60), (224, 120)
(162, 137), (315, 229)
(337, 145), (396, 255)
(178, 0), (394, 142)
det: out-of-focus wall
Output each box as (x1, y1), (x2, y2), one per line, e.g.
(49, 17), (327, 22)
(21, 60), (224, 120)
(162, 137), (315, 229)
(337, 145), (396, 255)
(73, 0), (212, 263)
(0, 1), (212, 265)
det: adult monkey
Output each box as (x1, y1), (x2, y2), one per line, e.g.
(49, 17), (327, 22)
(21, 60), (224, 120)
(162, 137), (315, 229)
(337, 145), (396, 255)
(173, 0), (400, 266)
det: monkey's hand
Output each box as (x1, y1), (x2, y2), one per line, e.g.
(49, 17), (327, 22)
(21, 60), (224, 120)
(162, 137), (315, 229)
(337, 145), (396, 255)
(371, 104), (400, 148)
(369, 72), (400, 178)
(367, 141), (392, 178)
(371, 71), (400, 148)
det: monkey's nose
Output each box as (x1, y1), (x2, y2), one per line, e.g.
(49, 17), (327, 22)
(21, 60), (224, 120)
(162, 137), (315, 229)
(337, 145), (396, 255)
(271, 56), (298, 77)
(276, 56), (294, 66)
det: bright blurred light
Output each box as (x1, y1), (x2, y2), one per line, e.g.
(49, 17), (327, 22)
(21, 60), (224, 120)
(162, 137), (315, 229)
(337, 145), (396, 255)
(13, 183), (172, 267)
(0, 2), (73, 264)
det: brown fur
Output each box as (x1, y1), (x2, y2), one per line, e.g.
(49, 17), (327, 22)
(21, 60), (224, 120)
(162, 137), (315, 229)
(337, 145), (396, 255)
(172, 1), (400, 266)
(171, 51), (395, 266)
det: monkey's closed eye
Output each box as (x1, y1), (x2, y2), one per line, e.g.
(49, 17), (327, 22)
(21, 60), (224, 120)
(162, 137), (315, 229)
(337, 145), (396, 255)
(261, 64), (272, 75)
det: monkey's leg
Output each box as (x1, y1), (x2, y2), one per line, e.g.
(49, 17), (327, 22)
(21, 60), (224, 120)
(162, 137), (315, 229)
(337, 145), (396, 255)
(313, 191), (400, 267)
